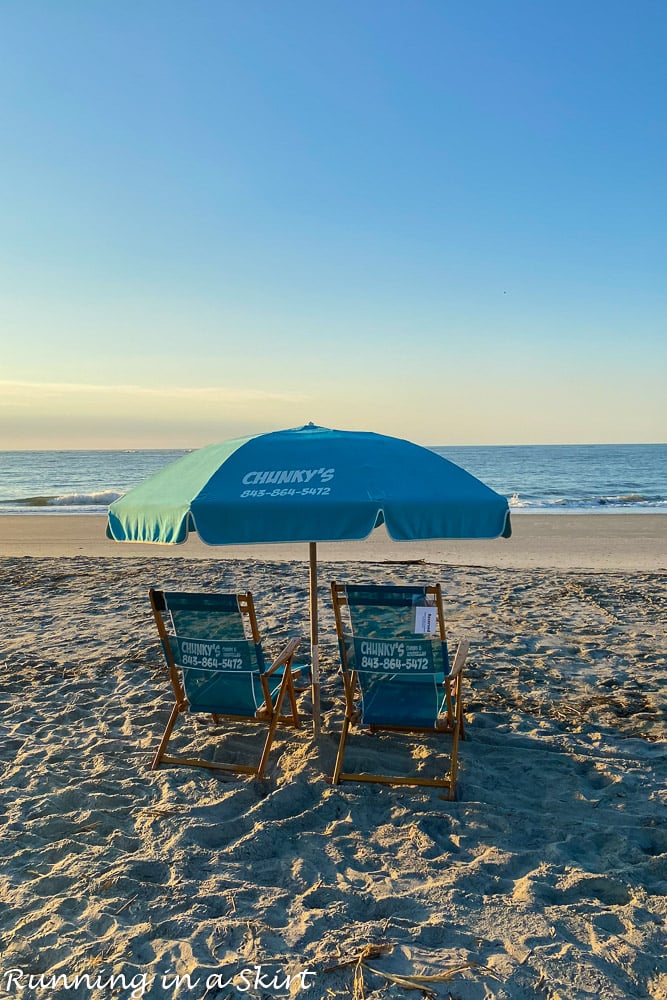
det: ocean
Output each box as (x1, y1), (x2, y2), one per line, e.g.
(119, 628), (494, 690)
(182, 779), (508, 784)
(0, 444), (665, 516)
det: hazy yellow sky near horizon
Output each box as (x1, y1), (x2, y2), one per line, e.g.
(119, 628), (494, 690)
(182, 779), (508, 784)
(1, 374), (664, 449)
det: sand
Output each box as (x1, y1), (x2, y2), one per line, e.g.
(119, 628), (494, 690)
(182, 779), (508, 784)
(0, 515), (665, 999)
(0, 513), (665, 571)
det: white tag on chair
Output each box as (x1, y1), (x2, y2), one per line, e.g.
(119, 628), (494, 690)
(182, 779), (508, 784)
(414, 606), (437, 634)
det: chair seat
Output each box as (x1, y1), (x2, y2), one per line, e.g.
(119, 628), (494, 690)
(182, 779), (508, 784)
(356, 656), (450, 727)
(186, 671), (282, 716)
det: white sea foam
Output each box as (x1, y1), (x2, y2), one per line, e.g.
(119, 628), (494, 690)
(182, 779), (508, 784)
(46, 491), (123, 507)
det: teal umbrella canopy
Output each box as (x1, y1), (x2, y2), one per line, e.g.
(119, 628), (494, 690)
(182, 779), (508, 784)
(106, 423), (511, 545)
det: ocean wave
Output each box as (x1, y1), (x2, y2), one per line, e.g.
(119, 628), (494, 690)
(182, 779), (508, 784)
(614, 494), (651, 503)
(509, 494), (568, 508)
(47, 491), (124, 507)
(509, 492), (666, 511)
(1, 491), (123, 509)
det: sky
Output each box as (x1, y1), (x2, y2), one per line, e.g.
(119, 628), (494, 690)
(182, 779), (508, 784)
(1, 0), (666, 448)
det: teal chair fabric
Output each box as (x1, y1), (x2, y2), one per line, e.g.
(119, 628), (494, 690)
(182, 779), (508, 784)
(331, 582), (468, 798)
(160, 591), (271, 717)
(149, 589), (301, 778)
(341, 584), (451, 729)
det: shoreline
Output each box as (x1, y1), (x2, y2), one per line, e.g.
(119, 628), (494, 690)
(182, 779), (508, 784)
(0, 512), (665, 571)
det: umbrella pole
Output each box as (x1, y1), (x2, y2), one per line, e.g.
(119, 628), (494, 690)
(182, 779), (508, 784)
(309, 541), (321, 735)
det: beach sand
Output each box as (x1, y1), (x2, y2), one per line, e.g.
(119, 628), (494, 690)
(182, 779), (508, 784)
(0, 515), (665, 999)
(0, 512), (666, 571)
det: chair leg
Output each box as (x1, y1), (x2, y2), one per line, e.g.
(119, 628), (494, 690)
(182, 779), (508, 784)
(256, 671), (292, 779)
(272, 672), (301, 728)
(256, 714), (281, 780)
(332, 716), (351, 785)
(284, 671), (301, 727)
(152, 702), (182, 770)
(443, 684), (455, 729)
(446, 720), (461, 800)
(455, 676), (466, 740)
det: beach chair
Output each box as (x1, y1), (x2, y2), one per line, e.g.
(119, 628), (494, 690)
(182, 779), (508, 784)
(330, 582), (468, 799)
(149, 589), (302, 779)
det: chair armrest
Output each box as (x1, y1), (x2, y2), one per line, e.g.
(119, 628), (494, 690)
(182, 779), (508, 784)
(448, 639), (469, 679)
(266, 637), (301, 674)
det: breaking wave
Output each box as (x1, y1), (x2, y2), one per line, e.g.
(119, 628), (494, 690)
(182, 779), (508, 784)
(1, 491), (123, 511)
(509, 492), (666, 512)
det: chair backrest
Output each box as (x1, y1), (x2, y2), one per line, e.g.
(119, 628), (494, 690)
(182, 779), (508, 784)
(333, 583), (449, 662)
(331, 583), (451, 728)
(150, 590), (268, 716)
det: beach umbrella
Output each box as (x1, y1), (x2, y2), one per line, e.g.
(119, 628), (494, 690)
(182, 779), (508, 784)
(106, 423), (511, 732)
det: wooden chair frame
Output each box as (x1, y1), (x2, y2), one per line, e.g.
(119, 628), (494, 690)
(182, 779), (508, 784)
(149, 588), (301, 779)
(331, 581), (468, 799)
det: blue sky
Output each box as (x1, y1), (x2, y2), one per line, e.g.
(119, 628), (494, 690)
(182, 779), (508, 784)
(1, 0), (665, 447)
